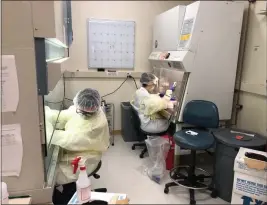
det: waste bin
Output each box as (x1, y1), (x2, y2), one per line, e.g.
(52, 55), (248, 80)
(121, 102), (140, 142)
(213, 128), (266, 202)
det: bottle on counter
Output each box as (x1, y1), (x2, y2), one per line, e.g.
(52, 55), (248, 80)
(1, 182), (9, 204)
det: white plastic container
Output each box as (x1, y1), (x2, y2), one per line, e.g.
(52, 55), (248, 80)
(164, 90), (172, 101)
(1, 182), (9, 204)
(76, 166), (91, 204)
(231, 148), (267, 204)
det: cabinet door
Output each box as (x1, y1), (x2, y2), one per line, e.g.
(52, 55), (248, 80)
(63, 0), (73, 47)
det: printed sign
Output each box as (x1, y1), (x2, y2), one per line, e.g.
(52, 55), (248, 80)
(178, 18), (194, 48)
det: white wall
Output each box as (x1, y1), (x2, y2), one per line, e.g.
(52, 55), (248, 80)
(236, 1), (267, 137)
(46, 1), (190, 130)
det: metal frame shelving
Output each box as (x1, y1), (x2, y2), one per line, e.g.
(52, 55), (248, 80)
(103, 103), (115, 146)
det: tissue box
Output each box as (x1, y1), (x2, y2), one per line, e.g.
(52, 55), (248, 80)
(231, 147), (267, 204)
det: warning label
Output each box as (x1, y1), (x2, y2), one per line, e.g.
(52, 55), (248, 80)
(178, 18), (194, 48)
(236, 178), (267, 198)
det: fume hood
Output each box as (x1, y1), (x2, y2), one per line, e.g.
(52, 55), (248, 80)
(2, 1), (73, 203)
(33, 1), (73, 95)
(149, 1), (245, 122)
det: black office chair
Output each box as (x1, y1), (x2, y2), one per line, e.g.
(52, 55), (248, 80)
(131, 105), (171, 158)
(52, 161), (106, 205)
(164, 100), (219, 205)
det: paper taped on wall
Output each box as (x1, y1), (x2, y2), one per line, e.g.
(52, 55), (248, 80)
(1, 55), (19, 112)
(1, 124), (23, 177)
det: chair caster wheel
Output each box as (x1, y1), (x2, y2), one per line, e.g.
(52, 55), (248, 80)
(197, 174), (205, 182)
(139, 154), (144, 158)
(190, 200), (196, 205)
(164, 187), (169, 194)
(132, 145), (135, 150)
(93, 174), (100, 179)
(210, 190), (218, 198)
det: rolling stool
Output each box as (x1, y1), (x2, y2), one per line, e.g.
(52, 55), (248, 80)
(164, 100), (219, 205)
(131, 105), (169, 158)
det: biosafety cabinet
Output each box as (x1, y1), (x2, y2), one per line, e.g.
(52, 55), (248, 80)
(2, 1), (73, 203)
(149, 1), (245, 122)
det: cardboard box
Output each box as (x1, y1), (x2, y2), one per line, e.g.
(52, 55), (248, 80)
(231, 148), (267, 204)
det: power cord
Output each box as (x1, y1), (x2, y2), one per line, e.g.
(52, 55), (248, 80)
(128, 75), (138, 89)
(101, 74), (138, 99)
(102, 77), (128, 98)
(46, 74), (139, 102)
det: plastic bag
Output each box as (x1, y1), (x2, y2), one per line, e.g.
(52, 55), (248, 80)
(145, 137), (170, 184)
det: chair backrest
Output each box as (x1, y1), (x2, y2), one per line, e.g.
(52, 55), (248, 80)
(183, 100), (219, 128)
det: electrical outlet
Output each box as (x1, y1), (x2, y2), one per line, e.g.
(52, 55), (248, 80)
(127, 72), (131, 77)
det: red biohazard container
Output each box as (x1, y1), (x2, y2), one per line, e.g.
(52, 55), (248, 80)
(161, 134), (175, 170)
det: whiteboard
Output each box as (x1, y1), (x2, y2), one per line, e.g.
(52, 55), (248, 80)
(87, 18), (135, 69)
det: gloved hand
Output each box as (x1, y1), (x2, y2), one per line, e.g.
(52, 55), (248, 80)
(167, 101), (177, 109)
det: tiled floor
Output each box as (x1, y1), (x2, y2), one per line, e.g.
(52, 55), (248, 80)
(91, 136), (228, 204)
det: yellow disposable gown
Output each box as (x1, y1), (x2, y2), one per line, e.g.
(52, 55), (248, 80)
(131, 87), (169, 133)
(141, 94), (168, 118)
(47, 106), (110, 185)
(45, 106), (59, 127)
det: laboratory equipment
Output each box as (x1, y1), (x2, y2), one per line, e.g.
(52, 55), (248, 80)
(149, 1), (245, 122)
(2, 1), (73, 203)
